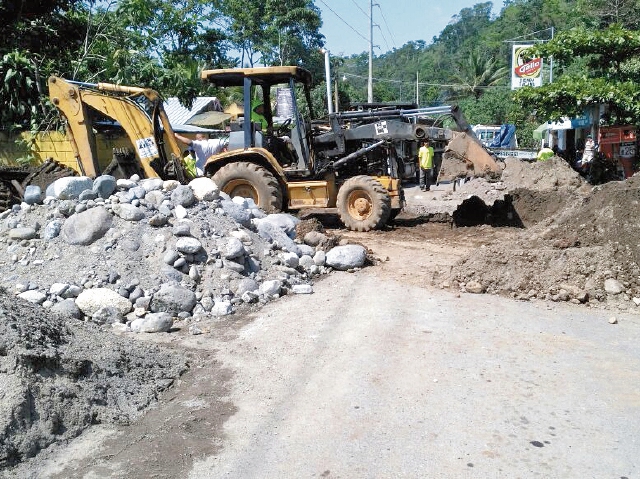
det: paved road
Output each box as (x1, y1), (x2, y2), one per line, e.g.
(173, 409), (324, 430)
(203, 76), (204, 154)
(16, 253), (640, 479)
(188, 271), (640, 479)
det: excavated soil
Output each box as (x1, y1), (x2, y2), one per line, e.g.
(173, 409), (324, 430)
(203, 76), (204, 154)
(2, 156), (640, 476)
(445, 158), (640, 308)
(0, 288), (189, 470)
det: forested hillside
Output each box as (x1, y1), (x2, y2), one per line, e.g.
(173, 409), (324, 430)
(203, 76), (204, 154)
(1, 0), (639, 139)
(336, 0), (640, 140)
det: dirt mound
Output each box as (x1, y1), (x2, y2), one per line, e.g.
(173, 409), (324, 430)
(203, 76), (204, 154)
(0, 288), (188, 469)
(0, 175), (352, 471)
(508, 187), (581, 227)
(540, 175), (640, 254)
(500, 156), (587, 192)
(447, 160), (640, 311)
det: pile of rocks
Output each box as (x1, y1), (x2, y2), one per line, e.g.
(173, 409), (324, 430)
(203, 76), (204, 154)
(0, 173), (372, 471)
(1, 174), (369, 334)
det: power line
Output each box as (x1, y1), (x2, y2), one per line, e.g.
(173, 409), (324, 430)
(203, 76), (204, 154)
(350, 0), (369, 18)
(341, 71), (508, 89)
(317, 0), (369, 43)
(376, 4), (397, 49)
(375, 25), (391, 52)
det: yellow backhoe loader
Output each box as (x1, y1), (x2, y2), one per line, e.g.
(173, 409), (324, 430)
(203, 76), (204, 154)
(47, 76), (190, 183)
(1, 69), (501, 231)
(0, 77), (191, 212)
(198, 66), (501, 231)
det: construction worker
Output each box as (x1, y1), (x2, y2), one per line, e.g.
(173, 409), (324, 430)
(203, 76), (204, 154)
(418, 140), (434, 191)
(537, 142), (554, 161)
(174, 132), (227, 175)
(251, 100), (268, 131)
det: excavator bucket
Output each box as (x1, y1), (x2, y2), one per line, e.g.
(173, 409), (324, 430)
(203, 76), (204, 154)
(437, 132), (503, 183)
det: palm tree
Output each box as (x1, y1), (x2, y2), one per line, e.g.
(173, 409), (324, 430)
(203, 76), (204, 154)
(451, 50), (509, 99)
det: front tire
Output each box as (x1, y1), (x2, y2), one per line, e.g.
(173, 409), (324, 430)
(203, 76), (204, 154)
(212, 162), (283, 212)
(337, 175), (391, 231)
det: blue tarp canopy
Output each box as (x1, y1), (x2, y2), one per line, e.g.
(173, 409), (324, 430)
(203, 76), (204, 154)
(489, 124), (516, 148)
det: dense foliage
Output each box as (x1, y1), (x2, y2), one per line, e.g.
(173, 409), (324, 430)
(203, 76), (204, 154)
(1, 0), (639, 132)
(513, 25), (640, 124)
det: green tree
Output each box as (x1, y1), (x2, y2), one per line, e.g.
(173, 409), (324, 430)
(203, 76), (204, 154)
(221, 0), (324, 69)
(450, 50), (509, 99)
(576, 0), (640, 28)
(0, 51), (43, 131)
(513, 25), (640, 124)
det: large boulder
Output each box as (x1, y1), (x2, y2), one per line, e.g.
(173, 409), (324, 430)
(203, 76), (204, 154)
(61, 206), (112, 245)
(223, 237), (245, 259)
(220, 200), (251, 227)
(140, 177), (164, 193)
(23, 185), (43, 205)
(260, 279), (282, 297)
(175, 237), (202, 255)
(325, 244), (367, 270)
(46, 176), (93, 200)
(131, 312), (173, 333)
(75, 288), (132, 317)
(150, 283), (197, 315)
(170, 185), (196, 207)
(189, 177), (220, 201)
(8, 227), (37, 241)
(112, 203), (145, 221)
(253, 218), (300, 256)
(92, 175), (117, 199)
(254, 213), (299, 239)
(51, 298), (83, 319)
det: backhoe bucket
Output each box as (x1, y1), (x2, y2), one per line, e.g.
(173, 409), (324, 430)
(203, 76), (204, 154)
(437, 132), (503, 183)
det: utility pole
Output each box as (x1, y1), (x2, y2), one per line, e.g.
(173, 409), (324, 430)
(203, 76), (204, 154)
(549, 26), (554, 83)
(416, 71), (419, 106)
(322, 49), (333, 114)
(334, 66), (339, 112)
(368, 0), (373, 103)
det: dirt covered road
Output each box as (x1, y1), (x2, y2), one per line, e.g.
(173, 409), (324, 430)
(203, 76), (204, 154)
(7, 217), (640, 479)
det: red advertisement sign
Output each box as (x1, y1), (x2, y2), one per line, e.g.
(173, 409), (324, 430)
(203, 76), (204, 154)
(514, 58), (542, 78)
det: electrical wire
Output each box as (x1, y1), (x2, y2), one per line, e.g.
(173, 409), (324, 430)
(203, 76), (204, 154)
(350, 0), (369, 18)
(375, 25), (391, 52)
(376, 4), (397, 49)
(341, 71), (508, 89)
(317, 0), (369, 43)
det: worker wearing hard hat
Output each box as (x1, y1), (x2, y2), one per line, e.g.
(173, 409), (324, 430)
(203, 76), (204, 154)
(537, 142), (554, 162)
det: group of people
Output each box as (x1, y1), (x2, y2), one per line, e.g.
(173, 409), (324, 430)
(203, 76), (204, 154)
(537, 135), (596, 168)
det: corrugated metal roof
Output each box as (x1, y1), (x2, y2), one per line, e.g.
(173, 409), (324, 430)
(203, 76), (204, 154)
(163, 97), (222, 125)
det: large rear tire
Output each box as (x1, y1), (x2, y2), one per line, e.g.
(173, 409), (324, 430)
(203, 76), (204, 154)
(337, 175), (391, 232)
(212, 162), (283, 213)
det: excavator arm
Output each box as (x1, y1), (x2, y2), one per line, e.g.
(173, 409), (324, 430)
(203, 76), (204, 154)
(48, 76), (185, 180)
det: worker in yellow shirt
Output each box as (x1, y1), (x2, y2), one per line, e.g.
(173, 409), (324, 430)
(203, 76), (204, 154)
(418, 140), (434, 191)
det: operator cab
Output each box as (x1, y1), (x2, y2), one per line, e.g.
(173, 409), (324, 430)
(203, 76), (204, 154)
(201, 66), (315, 173)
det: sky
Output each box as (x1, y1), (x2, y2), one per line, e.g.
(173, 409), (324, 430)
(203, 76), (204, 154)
(316, 0), (500, 57)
